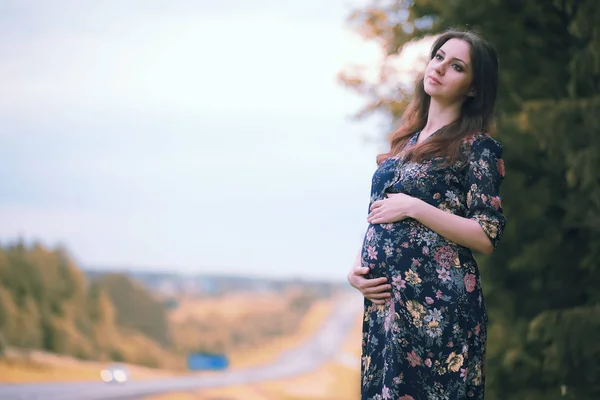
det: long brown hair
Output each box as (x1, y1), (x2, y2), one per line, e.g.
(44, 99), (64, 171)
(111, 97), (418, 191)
(377, 30), (499, 166)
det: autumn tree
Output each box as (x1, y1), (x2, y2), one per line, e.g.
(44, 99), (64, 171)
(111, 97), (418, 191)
(0, 242), (176, 367)
(91, 273), (172, 347)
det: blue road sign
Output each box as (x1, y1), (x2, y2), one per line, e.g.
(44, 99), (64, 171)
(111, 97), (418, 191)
(186, 353), (229, 371)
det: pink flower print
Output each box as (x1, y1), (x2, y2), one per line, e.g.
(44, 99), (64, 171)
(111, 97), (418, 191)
(392, 275), (406, 290)
(437, 267), (451, 282)
(497, 158), (505, 177)
(464, 273), (476, 293)
(425, 297), (434, 305)
(406, 350), (422, 367)
(367, 246), (378, 260)
(381, 386), (391, 399)
(425, 358), (432, 367)
(399, 396), (416, 400)
(422, 246), (429, 256)
(461, 368), (468, 381)
(384, 301), (395, 332)
(434, 245), (457, 269)
(436, 289), (443, 299)
(366, 226), (375, 241)
(491, 196), (502, 210)
(474, 324), (481, 335)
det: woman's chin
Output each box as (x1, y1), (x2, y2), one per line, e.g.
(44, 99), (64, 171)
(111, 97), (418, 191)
(424, 85), (442, 98)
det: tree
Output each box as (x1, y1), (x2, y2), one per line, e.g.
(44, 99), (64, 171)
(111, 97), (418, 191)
(92, 274), (172, 347)
(0, 333), (5, 358)
(0, 242), (176, 367)
(340, 1), (600, 399)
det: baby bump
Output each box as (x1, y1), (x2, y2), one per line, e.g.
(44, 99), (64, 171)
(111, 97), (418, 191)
(360, 222), (413, 280)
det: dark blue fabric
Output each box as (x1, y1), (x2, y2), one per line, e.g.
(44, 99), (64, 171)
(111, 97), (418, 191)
(360, 131), (506, 400)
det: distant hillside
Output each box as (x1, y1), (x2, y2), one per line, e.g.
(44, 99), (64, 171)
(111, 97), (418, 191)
(0, 239), (343, 369)
(0, 240), (177, 368)
(84, 268), (344, 298)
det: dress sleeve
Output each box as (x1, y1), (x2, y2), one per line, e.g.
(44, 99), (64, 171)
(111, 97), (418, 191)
(465, 136), (507, 249)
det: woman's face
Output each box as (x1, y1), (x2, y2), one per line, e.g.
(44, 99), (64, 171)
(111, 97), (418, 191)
(423, 38), (475, 104)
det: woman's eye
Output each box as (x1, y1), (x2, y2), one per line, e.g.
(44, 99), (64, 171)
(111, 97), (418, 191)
(435, 54), (443, 60)
(452, 64), (463, 72)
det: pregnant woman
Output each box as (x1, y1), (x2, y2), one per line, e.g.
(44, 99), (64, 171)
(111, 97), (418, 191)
(347, 30), (507, 400)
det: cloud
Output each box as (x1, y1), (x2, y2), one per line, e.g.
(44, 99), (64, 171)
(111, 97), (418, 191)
(0, 1), (381, 118)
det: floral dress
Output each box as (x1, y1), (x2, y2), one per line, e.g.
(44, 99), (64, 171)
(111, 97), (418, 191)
(360, 131), (506, 400)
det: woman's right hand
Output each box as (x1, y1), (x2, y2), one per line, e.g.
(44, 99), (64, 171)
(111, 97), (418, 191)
(347, 263), (392, 305)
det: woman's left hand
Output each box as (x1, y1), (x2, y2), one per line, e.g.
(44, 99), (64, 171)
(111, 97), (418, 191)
(368, 193), (421, 224)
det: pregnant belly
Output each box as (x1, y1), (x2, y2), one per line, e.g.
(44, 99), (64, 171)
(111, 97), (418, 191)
(360, 219), (469, 280)
(360, 221), (413, 280)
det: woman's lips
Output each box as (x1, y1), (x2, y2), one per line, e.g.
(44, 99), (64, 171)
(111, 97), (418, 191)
(427, 76), (442, 85)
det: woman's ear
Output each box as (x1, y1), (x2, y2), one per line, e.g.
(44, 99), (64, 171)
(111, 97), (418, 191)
(467, 88), (476, 97)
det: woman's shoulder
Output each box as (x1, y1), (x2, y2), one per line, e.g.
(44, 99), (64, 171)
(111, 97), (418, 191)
(462, 131), (503, 157)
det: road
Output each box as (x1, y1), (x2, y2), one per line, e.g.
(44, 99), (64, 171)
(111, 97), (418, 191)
(0, 293), (363, 400)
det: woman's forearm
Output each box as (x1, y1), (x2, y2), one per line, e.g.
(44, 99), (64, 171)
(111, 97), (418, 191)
(411, 201), (493, 254)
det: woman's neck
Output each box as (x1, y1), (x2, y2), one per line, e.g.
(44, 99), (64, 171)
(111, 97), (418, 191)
(419, 98), (462, 141)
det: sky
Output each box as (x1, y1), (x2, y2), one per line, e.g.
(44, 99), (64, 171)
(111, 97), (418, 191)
(0, 0), (431, 281)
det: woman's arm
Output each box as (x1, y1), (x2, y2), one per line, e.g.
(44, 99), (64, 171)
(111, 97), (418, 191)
(368, 136), (506, 254)
(369, 194), (493, 253)
(411, 201), (494, 254)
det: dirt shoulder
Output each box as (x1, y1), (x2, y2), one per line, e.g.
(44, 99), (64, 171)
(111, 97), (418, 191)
(144, 306), (364, 400)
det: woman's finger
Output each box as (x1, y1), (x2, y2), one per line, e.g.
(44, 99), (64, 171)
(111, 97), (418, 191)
(370, 201), (383, 211)
(363, 284), (392, 294)
(365, 292), (392, 300)
(369, 216), (382, 225)
(362, 277), (388, 288)
(352, 265), (370, 275)
(368, 212), (382, 223)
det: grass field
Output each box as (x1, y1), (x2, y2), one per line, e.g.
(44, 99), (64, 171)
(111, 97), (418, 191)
(0, 345), (185, 383)
(227, 297), (338, 369)
(0, 351), (181, 383)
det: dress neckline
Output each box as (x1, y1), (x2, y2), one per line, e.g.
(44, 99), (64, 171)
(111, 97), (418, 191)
(413, 128), (442, 145)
